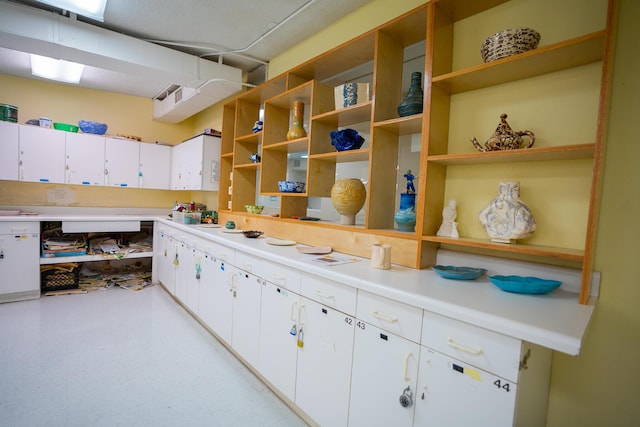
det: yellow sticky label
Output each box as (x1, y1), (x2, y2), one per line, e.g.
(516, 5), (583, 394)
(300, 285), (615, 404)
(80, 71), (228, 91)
(465, 367), (481, 381)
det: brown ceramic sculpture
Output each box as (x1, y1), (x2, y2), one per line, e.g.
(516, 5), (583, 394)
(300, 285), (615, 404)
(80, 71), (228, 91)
(471, 114), (535, 152)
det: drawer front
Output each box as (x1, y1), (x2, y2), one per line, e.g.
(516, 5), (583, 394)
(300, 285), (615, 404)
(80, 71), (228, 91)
(356, 290), (423, 343)
(203, 240), (234, 264)
(301, 273), (357, 316)
(0, 222), (39, 234)
(235, 251), (301, 293)
(422, 311), (522, 382)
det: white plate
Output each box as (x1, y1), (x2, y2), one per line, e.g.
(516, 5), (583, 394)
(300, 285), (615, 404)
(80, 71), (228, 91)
(266, 239), (296, 246)
(222, 229), (244, 233)
(197, 224), (221, 228)
(296, 246), (332, 255)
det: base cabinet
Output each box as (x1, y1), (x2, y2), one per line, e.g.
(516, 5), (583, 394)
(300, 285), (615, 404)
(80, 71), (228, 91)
(0, 222), (40, 302)
(414, 347), (517, 426)
(155, 231), (177, 295)
(157, 222), (554, 427)
(294, 296), (354, 427)
(258, 280), (301, 401)
(230, 270), (262, 368)
(349, 322), (421, 427)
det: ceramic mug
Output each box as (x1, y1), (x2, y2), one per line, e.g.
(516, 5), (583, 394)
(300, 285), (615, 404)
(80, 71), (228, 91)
(225, 221), (235, 229)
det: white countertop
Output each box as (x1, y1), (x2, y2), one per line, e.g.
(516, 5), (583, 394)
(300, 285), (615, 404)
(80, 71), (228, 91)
(0, 211), (596, 356)
(157, 219), (596, 356)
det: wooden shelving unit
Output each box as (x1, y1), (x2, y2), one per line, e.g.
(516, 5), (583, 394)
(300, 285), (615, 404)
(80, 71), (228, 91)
(219, 0), (615, 304)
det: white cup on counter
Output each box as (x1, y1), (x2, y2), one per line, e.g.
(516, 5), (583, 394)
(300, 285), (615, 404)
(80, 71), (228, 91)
(39, 117), (52, 128)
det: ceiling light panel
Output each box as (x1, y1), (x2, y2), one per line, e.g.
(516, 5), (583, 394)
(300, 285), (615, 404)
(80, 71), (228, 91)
(36, 0), (107, 21)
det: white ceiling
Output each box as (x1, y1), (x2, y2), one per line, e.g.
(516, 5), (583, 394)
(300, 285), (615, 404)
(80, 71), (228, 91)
(0, 0), (371, 99)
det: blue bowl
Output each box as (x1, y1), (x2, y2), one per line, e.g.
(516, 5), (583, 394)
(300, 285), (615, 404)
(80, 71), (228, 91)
(432, 265), (487, 280)
(330, 128), (365, 151)
(78, 120), (108, 135)
(488, 275), (562, 294)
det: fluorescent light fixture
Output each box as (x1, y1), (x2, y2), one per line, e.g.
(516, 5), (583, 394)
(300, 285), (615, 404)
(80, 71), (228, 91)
(36, 0), (107, 21)
(30, 54), (85, 84)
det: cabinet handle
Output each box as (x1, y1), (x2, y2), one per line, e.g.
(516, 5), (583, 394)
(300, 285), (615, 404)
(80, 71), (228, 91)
(240, 263), (253, 271)
(404, 352), (414, 382)
(10, 228), (28, 233)
(290, 301), (298, 322)
(446, 338), (484, 356)
(216, 253), (228, 261)
(298, 304), (306, 327)
(373, 311), (399, 323)
(315, 290), (335, 299)
(272, 273), (286, 283)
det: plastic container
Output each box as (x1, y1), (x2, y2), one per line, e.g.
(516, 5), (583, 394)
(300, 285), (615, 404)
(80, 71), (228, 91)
(0, 103), (18, 122)
(173, 211), (202, 224)
(53, 122), (79, 132)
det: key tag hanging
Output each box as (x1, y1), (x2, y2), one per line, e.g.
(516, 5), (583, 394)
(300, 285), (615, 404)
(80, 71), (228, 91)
(297, 327), (304, 348)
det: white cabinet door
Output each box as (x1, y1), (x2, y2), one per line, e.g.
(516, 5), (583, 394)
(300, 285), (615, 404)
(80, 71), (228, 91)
(198, 254), (228, 331)
(65, 132), (105, 186)
(155, 231), (177, 295)
(201, 259), (235, 344)
(0, 222), (39, 297)
(185, 248), (204, 313)
(259, 280), (301, 401)
(349, 322), (420, 427)
(139, 143), (170, 189)
(231, 270), (262, 368)
(170, 135), (220, 190)
(294, 296), (354, 427)
(19, 125), (66, 183)
(413, 347), (517, 427)
(104, 137), (139, 188)
(0, 121), (19, 181)
(174, 240), (192, 304)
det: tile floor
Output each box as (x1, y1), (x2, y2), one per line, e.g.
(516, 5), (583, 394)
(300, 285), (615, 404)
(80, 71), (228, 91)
(0, 285), (308, 427)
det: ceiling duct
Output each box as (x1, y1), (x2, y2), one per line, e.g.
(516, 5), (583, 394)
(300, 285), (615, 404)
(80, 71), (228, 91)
(0, 1), (243, 122)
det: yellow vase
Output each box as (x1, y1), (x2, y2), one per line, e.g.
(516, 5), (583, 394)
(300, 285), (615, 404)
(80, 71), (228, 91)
(286, 101), (307, 140)
(331, 178), (366, 225)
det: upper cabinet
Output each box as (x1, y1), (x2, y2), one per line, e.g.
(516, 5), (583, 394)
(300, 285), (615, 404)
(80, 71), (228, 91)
(170, 134), (221, 191)
(139, 143), (171, 190)
(65, 132), (105, 186)
(18, 125), (66, 184)
(220, 0), (615, 304)
(0, 121), (19, 181)
(104, 137), (140, 188)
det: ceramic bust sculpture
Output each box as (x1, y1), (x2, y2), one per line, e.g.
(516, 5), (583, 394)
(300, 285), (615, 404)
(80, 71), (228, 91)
(437, 198), (459, 238)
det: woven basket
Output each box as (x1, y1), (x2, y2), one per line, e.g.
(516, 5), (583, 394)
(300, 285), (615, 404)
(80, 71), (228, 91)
(480, 27), (540, 63)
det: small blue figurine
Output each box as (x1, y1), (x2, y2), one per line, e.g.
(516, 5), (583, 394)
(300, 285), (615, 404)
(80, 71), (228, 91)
(404, 169), (416, 194)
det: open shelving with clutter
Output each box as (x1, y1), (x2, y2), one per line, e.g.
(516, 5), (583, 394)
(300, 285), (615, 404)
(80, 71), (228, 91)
(219, 0), (615, 304)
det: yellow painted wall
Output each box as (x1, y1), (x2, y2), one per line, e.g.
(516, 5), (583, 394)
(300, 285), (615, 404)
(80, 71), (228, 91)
(266, 0), (640, 425)
(0, 74), (219, 211)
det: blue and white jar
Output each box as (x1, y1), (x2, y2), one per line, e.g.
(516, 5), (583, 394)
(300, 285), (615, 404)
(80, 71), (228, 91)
(478, 181), (536, 243)
(343, 83), (358, 107)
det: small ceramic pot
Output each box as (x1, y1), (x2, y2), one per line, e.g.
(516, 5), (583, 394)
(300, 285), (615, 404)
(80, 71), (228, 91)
(225, 221), (236, 229)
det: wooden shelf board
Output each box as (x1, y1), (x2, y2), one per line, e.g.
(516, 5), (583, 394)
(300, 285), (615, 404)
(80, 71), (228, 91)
(422, 236), (584, 262)
(432, 31), (606, 94)
(427, 143), (595, 165)
(263, 138), (309, 153)
(236, 132), (261, 144)
(312, 102), (373, 126)
(291, 33), (377, 81)
(264, 81), (314, 108)
(374, 114), (423, 135)
(233, 162), (260, 170)
(238, 75), (288, 104)
(310, 149), (370, 163)
(221, 152), (234, 159)
(436, 0), (509, 22)
(40, 251), (153, 265)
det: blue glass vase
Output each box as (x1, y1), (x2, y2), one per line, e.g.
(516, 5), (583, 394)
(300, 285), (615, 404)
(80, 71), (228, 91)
(394, 193), (416, 232)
